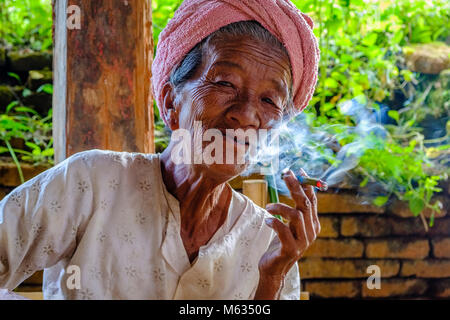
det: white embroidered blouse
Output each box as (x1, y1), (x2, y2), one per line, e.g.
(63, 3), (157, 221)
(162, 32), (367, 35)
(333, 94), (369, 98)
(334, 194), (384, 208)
(0, 149), (300, 300)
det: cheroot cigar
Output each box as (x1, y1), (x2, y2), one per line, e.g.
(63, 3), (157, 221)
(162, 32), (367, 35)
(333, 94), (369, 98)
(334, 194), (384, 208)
(281, 168), (328, 191)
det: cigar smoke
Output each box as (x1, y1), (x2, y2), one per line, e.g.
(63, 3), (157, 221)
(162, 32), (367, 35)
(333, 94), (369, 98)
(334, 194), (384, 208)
(244, 96), (389, 197)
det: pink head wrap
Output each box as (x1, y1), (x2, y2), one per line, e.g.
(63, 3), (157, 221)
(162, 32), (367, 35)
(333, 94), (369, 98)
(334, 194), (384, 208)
(152, 0), (320, 122)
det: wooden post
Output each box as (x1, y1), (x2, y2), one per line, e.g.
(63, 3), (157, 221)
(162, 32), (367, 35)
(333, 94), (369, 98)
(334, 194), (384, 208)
(242, 179), (268, 208)
(53, 0), (154, 162)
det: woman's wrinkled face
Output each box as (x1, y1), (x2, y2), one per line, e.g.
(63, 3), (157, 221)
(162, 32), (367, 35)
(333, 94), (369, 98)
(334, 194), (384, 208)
(168, 35), (292, 179)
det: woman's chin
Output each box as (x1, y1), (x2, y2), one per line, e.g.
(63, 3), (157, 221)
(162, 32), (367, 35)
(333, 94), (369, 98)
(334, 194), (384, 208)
(201, 162), (249, 181)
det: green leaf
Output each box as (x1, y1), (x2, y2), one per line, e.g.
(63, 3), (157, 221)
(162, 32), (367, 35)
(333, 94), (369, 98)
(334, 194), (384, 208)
(22, 88), (32, 97)
(373, 196), (389, 207)
(387, 110), (399, 122)
(6, 101), (19, 113)
(37, 84), (53, 94)
(7, 72), (21, 83)
(359, 176), (369, 187)
(361, 33), (378, 46)
(324, 78), (339, 89)
(15, 106), (39, 115)
(409, 198), (425, 216)
(41, 148), (54, 157)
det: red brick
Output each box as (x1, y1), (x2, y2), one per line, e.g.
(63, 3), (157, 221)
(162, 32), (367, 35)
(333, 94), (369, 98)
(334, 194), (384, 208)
(317, 193), (385, 214)
(386, 217), (450, 237)
(317, 216), (339, 238)
(429, 219), (450, 236)
(299, 258), (400, 279)
(365, 239), (430, 259)
(430, 279), (450, 298)
(401, 260), (450, 278)
(388, 197), (447, 219)
(304, 280), (360, 298)
(0, 161), (49, 187)
(341, 216), (390, 237)
(279, 193), (384, 214)
(362, 279), (427, 298)
(303, 239), (364, 258)
(432, 238), (450, 258)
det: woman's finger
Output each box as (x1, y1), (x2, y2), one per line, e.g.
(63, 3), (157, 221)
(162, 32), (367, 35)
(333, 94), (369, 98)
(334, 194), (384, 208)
(265, 218), (298, 256)
(265, 218), (305, 262)
(266, 203), (306, 241)
(283, 170), (316, 241)
(298, 168), (320, 235)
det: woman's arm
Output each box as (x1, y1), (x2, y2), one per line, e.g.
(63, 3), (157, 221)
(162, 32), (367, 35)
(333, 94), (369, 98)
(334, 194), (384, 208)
(0, 151), (95, 294)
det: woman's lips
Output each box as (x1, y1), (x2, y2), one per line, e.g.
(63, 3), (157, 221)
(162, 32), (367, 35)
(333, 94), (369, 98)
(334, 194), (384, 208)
(222, 130), (249, 146)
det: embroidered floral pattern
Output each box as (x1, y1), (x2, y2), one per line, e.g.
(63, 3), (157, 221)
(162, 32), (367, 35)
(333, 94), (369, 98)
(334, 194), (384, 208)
(49, 200), (61, 213)
(197, 279), (210, 289)
(250, 219), (261, 229)
(234, 292), (243, 300)
(240, 262), (252, 273)
(108, 179), (119, 190)
(31, 181), (41, 193)
(239, 236), (250, 247)
(213, 259), (223, 272)
(31, 224), (43, 237)
(96, 232), (106, 243)
(78, 181), (88, 193)
(15, 236), (25, 250)
(153, 268), (165, 282)
(42, 244), (54, 255)
(121, 231), (135, 245)
(100, 199), (108, 210)
(79, 288), (94, 300)
(21, 263), (34, 276)
(135, 212), (147, 225)
(139, 180), (152, 191)
(9, 192), (22, 207)
(89, 266), (102, 280)
(125, 265), (137, 278)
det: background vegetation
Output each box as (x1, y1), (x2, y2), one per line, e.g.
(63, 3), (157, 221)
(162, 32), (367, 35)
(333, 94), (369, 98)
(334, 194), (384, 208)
(0, 0), (448, 225)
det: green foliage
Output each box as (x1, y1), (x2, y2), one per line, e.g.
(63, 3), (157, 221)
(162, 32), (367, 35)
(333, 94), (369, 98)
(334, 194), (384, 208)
(0, 0), (53, 50)
(0, 0), (447, 226)
(0, 92), (54, 183)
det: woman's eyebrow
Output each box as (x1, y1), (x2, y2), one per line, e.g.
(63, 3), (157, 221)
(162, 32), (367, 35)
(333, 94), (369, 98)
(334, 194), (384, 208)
(211, 61), (244, 71)
(270, 79), (287, 97)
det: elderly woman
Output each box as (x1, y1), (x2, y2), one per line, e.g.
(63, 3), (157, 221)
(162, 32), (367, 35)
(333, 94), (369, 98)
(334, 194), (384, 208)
(0, 0), (320, 300)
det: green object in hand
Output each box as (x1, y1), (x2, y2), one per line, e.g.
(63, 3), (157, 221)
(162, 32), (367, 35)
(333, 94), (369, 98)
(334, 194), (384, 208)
(265, 174), (281, 220)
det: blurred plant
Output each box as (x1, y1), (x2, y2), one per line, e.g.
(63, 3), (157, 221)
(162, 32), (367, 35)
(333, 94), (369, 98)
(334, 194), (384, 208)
(0, 88), (53, 183)
(0, 0), (53, 50)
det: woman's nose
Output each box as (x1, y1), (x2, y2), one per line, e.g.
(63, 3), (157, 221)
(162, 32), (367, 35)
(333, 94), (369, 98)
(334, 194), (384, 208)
(225, 101), (261, 130)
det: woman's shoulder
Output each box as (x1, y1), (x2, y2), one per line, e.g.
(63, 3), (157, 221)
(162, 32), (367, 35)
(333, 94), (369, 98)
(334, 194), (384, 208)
(231, 189), (272, 220)
(66, 149), (159, 169)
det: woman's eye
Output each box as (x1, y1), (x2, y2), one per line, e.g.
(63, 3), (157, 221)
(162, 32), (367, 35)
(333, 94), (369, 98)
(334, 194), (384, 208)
(262, 97), (275, 105)
(216, 81), (233, 87)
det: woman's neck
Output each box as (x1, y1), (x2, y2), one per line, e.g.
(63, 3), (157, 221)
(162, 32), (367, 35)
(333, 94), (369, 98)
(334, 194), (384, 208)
(160, 145), (232, 238)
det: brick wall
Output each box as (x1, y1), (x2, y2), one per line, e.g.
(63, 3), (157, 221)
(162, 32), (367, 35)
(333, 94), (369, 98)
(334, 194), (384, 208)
(290, 192), (450, 299)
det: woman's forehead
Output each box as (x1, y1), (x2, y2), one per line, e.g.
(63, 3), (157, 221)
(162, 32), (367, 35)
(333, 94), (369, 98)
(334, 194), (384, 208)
(204, 40), (292, 87)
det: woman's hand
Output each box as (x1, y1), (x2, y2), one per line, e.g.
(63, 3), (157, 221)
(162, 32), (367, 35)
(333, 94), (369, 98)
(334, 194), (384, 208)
(254, 169), (320, 299)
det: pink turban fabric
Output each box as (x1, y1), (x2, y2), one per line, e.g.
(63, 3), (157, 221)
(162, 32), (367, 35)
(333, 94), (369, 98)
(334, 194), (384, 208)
(152, 0), (320, 122)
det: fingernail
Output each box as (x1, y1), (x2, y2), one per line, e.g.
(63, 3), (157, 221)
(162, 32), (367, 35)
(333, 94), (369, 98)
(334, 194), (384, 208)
(265, 218), (273, 225)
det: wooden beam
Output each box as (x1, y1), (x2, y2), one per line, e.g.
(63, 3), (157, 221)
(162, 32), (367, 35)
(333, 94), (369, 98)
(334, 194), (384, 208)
(53, 0), (154, 161)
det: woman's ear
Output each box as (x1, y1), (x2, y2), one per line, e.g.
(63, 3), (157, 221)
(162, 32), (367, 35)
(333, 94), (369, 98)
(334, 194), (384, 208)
(161, 82), (179, 130)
